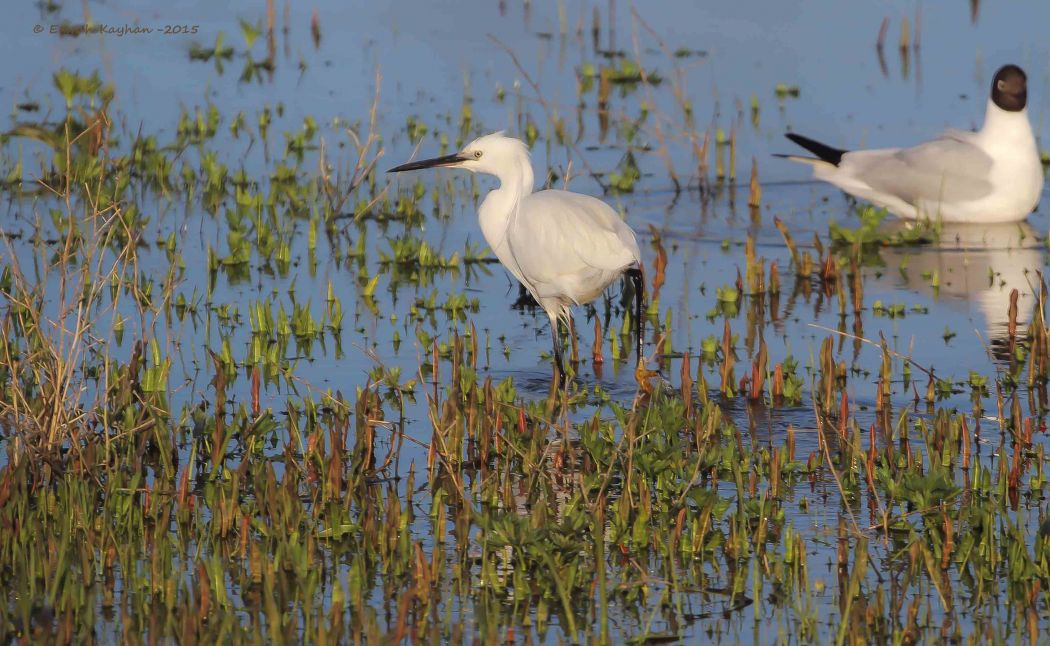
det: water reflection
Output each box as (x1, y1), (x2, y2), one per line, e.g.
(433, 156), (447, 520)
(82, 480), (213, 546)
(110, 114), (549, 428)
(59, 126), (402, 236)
(874, 14), (922, 84)
(877, 221), (1042, 358)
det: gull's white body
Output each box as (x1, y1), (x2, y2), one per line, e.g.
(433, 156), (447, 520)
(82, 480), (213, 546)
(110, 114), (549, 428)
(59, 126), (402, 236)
(794, 99), (1044, 223)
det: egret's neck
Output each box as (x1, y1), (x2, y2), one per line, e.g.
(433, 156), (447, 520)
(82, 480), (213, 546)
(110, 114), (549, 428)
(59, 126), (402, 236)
(477, 154), (535, 251)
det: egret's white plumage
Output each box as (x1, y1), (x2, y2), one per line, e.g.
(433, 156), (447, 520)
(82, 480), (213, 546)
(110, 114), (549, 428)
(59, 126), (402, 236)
(782, 64), (1043, 223)
(389, 131), (644, 377)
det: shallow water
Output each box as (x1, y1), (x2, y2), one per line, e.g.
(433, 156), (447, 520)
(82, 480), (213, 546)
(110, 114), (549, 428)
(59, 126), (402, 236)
(3, 0), (1050, 642)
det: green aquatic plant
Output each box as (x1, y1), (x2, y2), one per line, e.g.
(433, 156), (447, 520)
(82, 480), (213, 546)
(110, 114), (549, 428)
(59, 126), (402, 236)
(2, 18), (1050, 645)
(829, 205), (939, 255)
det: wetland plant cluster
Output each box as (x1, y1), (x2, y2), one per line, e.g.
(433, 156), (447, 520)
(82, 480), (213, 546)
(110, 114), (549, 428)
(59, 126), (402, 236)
(1, 12), (1049, 646)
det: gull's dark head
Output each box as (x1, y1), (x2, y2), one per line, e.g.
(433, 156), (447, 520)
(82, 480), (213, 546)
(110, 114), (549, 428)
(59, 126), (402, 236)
(991, 64), (1027, 112)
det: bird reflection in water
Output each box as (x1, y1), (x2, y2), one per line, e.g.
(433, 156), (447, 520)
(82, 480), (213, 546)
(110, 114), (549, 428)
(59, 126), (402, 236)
(877, 220), (1042, 361)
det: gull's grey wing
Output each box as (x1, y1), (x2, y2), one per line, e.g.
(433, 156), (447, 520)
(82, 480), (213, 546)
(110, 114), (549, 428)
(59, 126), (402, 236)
(845, 132), (994, 204)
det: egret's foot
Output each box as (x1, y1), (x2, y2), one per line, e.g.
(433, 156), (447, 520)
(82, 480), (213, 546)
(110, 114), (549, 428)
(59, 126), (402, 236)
(512, 286), (539, 309)
(552, 364), (570, 390)
(634, 359), (657, 394)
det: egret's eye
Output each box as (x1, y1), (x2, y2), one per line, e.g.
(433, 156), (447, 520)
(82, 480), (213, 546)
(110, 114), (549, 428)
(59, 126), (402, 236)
(473, 150), (483, 159)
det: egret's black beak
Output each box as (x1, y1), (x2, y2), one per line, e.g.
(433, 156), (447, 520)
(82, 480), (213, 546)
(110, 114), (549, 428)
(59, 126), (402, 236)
(387, 152), (468, 173)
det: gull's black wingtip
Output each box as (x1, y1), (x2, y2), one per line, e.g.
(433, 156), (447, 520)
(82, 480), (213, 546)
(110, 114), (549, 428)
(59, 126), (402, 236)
(784, 133), (847, 166)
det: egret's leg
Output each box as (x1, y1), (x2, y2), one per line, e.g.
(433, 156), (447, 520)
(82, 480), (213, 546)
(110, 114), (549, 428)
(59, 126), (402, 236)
(626, 267), (644, 363)
(549, 314), (566, 379)
(514, 284), (538, 309)
(568, 316), (579, 365)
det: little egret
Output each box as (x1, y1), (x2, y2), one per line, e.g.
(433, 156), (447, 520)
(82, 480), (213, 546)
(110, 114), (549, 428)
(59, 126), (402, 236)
(388, 131), (644, 379)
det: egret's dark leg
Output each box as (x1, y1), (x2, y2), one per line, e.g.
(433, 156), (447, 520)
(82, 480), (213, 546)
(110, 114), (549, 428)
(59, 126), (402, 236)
(514, 284), (539, 309)
(549, 315), (566, 381)
(625, 267), (644, 363)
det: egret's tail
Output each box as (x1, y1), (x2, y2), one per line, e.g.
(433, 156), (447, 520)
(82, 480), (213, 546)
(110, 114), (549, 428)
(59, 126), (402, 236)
(780, 133), (848, 166)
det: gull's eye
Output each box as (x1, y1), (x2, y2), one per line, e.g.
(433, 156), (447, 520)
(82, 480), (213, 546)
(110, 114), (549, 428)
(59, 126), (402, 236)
(474, 150), (483, 159)
(997, 80), (1007, 91)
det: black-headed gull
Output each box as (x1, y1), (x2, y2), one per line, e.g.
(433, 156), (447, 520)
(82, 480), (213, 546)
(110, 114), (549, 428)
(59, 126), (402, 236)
(781, 65), (1043, 223)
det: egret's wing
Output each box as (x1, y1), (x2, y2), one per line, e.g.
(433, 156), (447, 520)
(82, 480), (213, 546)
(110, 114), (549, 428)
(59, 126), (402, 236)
(847, 132), (994, 204)
(512, 190), (639, 275)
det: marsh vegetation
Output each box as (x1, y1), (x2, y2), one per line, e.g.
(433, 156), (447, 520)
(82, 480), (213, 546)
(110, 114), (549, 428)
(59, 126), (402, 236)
(1, 1), (1049, 643)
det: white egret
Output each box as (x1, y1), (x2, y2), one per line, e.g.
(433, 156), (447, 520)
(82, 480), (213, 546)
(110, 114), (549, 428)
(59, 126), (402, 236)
(388, 132), (644, 379)
(780, 64), (1043, 223)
